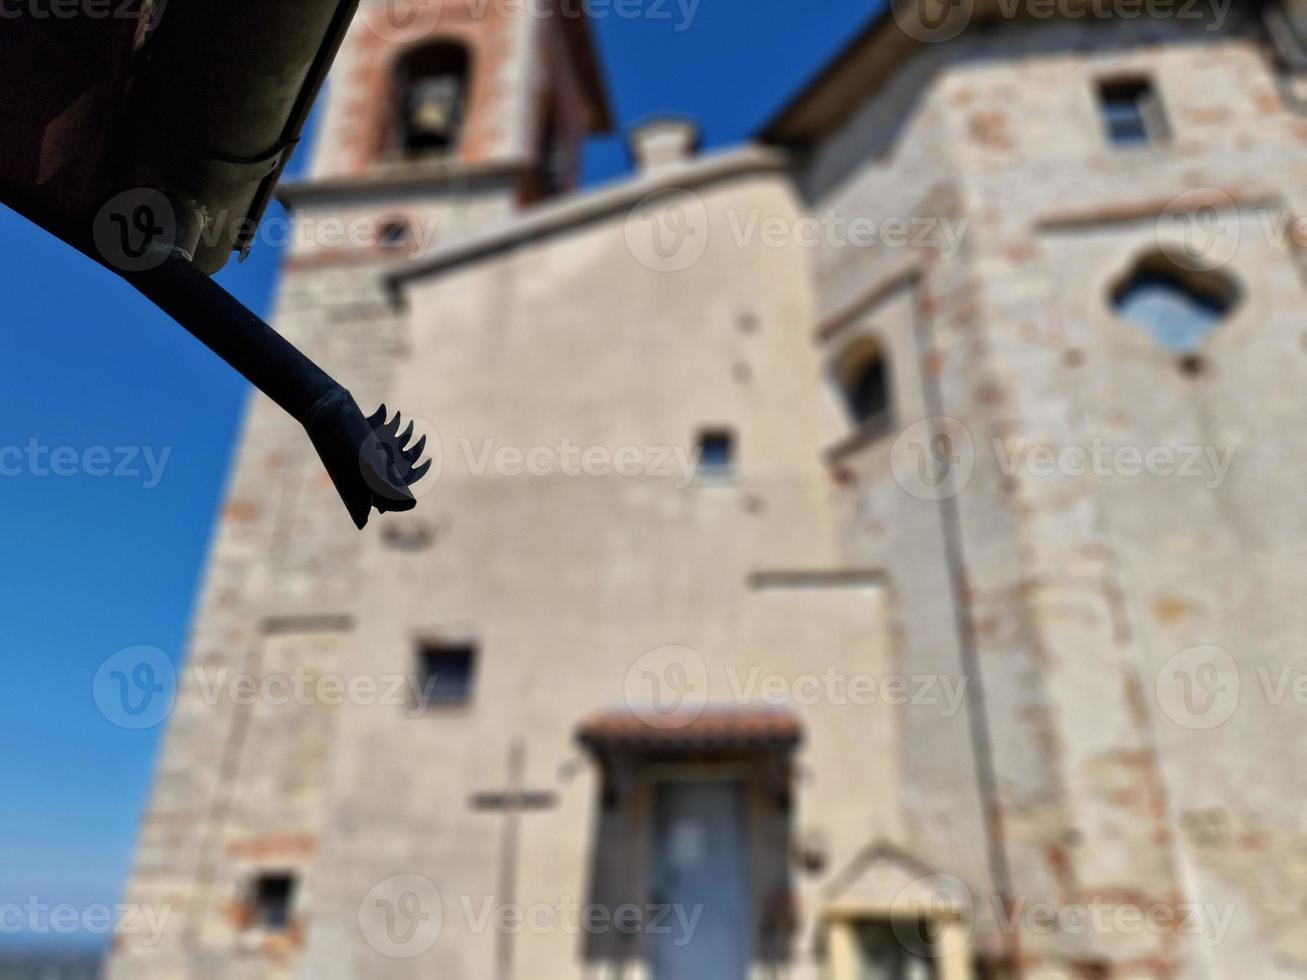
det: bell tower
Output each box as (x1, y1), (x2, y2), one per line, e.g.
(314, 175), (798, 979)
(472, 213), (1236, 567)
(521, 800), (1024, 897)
(281, 0), (612, 260)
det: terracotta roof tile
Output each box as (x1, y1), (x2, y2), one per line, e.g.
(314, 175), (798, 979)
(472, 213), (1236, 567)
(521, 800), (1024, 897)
(576, 706), (802, 751)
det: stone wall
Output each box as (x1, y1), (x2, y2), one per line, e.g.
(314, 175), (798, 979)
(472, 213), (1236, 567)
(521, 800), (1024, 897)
(111, 8), (1307, 980)
(290, 163), (914, 979)
(802, 12), (1307, 978)
(105, 259), (410, 979)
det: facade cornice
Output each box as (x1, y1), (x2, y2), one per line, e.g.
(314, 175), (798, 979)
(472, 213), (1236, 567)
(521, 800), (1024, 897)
(385, 144), (790, 295)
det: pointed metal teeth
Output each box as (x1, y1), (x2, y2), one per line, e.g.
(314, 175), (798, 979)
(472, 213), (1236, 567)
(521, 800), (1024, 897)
(403, 434), (426, 464)
(364, 403), (432, 490)
(408, 458), (432, 483)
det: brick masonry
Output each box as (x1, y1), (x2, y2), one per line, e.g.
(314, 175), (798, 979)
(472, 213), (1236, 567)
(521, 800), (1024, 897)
(109, 7), (1307, 980)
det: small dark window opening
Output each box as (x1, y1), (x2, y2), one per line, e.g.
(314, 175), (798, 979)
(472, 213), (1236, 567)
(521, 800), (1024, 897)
(850, 919), (938, 976)
(382, 519), (435, 550)
(1097, 77), (1167, 148)
(379, 218), (411, 250)
(834, 339), (892, 431)
(393, 42), (471, 157)
(526, 99), (574, 203)
(417, 642), (477, 706)
(974, 955), (1019, 980)
(696, 429), (735, 477)
(250, 873), (296, 932)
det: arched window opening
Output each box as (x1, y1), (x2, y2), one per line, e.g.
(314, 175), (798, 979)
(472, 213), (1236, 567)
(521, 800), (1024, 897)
(393, 41), (471, 157)
(1110, 251), (1239, 351)
(833, 338), (892, 431)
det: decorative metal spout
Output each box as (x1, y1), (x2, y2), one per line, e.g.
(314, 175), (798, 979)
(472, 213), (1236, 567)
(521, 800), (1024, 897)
(302, 394), (431, 529)
(116, 251), (434, 530)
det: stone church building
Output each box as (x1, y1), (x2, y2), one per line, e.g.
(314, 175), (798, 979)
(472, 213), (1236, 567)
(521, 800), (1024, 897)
(110, 0), (1307, 977)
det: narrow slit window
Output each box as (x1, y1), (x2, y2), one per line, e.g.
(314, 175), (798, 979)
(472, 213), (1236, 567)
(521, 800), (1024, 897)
(696, 429), (735, 477)
(1097, 77), (1167, 148)
(251, 872), (296, 932)
(417, 642), (477, 707)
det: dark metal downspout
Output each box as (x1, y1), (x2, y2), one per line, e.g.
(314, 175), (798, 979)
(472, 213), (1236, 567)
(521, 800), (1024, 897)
(1, 188), (430, 529)
(121, 0), (362, 273)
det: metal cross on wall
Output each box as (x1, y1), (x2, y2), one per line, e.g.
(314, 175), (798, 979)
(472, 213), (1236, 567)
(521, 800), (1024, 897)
(469, 739), (558, 980)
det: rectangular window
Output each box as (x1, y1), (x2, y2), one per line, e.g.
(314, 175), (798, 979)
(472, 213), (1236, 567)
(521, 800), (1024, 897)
(417, 642), (477, 707)
(852, 919), (935, 979)
(1097, 77), (1167, 148)
(251, 873), (296, 932)
(826, 913), (965, 980)
(696, 429), (735, 478)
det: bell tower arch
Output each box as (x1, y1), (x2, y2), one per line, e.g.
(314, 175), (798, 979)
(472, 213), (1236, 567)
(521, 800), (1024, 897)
(282, 0), (612, 261)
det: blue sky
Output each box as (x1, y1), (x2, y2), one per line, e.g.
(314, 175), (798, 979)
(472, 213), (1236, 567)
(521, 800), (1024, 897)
(0, 0), (874, 952)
